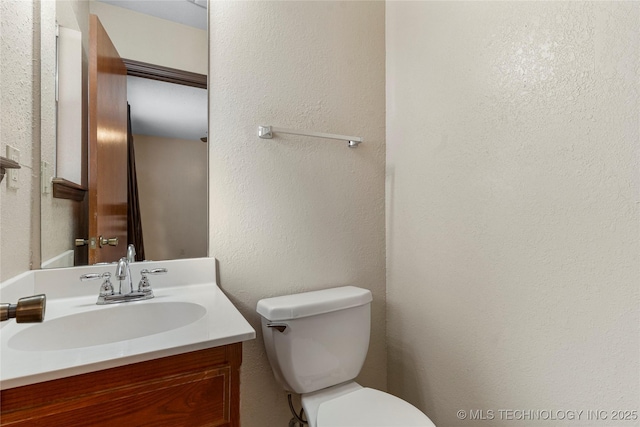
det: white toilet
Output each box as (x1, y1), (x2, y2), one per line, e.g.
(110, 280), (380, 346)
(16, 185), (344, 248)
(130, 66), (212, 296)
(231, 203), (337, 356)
(257, 286), (436, 427)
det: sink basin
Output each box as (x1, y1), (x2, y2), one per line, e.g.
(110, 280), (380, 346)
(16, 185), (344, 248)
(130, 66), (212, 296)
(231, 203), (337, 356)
(1, 257), (256, 390)
(8, 302), (206, 351)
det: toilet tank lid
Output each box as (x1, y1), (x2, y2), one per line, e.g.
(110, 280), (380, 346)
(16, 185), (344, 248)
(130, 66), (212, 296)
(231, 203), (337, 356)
(256, 286), (372, 321)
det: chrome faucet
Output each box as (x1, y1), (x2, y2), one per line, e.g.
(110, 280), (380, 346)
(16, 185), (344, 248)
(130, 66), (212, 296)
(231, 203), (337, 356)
(81, 245), (167, 305)
(115, 257), (134, 295)
(126, 244), (136, 263)
(115, 244), (138, 294)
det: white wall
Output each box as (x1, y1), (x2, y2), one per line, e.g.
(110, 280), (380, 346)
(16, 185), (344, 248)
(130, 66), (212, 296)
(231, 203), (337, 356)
(386, 2), (639, 426)
(90, 1), (207, 75)
(209, 2), (385, 425)
(134, 134), (207, 261)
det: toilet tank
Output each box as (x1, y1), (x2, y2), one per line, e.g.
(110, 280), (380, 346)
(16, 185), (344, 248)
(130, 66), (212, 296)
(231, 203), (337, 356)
(256, 286), (373, 394)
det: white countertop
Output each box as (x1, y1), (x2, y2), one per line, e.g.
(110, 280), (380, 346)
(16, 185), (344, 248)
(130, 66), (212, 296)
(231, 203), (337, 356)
(0, 258), (255, 390)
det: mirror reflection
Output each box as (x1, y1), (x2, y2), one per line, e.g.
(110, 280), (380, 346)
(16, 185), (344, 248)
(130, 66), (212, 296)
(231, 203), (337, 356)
(40, 0), (208, 269)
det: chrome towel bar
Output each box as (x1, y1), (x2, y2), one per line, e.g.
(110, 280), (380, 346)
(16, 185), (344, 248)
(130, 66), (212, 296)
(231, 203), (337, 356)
(258, 125), (362, 148)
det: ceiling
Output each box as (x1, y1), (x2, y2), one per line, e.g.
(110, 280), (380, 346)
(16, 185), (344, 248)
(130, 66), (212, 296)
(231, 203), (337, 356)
(96, 1), (208, 142)
(98, 0), (207, 30)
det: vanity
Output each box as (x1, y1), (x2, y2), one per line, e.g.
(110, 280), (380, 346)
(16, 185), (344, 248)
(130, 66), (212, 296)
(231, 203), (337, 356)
(0, 258), (255, 426)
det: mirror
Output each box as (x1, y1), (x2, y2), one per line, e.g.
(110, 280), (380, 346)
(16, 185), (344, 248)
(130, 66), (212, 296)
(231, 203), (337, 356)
(39, 0), (208, 268)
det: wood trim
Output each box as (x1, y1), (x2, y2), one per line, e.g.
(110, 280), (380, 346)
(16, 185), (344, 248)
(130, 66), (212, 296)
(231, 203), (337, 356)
(123, 58), (207, 89)
(228, 343), (242, 427)
(52, 178), (87, 201)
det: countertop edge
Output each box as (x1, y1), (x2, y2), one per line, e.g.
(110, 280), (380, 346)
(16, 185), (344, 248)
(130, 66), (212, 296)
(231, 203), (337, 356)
(0, 330), (256, 390)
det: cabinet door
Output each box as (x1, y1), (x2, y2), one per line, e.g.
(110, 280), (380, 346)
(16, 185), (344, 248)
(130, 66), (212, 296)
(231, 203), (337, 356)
(0, 344), (242, 427)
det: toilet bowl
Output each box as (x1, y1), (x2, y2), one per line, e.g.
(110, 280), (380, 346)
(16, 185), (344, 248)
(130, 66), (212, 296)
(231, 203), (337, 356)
(256, 286), (436, 427)
(302, 381), (435, 427)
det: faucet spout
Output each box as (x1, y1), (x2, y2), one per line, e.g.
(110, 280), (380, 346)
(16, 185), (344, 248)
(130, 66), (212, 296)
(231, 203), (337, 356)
(115, 257), (134, 295)
(126, 244), (136, 263)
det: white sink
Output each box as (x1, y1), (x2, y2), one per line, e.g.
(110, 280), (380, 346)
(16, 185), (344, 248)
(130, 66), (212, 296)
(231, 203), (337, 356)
(8, 302), (207, 351)
(0, 257), (256, 390)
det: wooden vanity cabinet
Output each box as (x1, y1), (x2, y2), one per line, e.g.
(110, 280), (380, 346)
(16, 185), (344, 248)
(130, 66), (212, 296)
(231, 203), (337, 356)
(0, 343), (242, 427)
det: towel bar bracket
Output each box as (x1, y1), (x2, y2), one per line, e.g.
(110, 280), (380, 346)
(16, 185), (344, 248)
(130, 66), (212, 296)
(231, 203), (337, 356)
(258, 125), (274, 139)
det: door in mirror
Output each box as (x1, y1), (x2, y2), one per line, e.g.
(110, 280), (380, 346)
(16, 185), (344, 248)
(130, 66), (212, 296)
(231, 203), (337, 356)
(88, 14), (128, 264)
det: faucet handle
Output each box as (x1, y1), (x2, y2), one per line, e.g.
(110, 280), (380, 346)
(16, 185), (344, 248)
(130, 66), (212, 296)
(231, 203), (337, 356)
(138, 268), (167, 293)
(80, 272), (114, 297)
(80, 273), (104, 281)
(141, 268), (168, 275)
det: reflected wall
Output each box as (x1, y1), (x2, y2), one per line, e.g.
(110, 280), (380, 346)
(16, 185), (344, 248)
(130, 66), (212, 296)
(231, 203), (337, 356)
(0, 0), (40, 280)
(40, 0), (87, 269)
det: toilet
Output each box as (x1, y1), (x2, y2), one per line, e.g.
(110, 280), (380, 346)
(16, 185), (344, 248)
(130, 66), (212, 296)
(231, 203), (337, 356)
(257, 286), (436, 427)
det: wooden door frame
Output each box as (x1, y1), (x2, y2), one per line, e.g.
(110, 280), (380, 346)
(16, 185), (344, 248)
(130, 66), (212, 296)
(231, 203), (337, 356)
(122, 59), (207, 89)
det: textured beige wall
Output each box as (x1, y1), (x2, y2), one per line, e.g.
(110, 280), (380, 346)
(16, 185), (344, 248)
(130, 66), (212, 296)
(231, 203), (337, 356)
(209, 2), (385, 425)
(133, 134), (207, 261)
(0, 0), (37, 281)
(2, 0), (88, 275)
(89, 1), (207, 75)
(386, 2), (639, 426)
